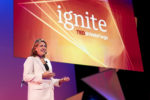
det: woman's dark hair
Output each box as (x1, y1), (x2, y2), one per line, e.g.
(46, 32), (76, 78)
(31, 38), (47, 57)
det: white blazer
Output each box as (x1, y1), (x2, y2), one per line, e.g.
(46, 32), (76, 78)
(23, 56), (60, 100)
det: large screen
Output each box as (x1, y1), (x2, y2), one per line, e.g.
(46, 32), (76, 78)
(14, 0), (143, 71)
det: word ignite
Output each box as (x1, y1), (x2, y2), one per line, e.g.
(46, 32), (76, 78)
(57, 5), (107, 32)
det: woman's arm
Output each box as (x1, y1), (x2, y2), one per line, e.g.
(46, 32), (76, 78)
(45, 58), (70, 87)
(23, 57), (42, 84)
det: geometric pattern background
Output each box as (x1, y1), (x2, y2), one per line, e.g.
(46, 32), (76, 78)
(82, 69), (125, 100)
(66, 91), (84, 100)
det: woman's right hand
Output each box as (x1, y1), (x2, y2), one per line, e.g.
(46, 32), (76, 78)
(42, 72), (55, 79)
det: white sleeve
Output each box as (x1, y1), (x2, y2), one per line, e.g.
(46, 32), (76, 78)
(23, 57), (42, 84)
(52, 78), (60, 87)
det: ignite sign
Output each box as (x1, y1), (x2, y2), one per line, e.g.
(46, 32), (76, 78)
(57, 5), (107, 32)
(14, 0), (143, 71)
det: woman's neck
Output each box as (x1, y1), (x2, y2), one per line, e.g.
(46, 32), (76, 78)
(37, 55), (45, 59)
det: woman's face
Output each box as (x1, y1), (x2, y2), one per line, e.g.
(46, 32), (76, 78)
(35, 42), (47, 57)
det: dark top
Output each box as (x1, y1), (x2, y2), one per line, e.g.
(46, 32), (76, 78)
(44, 62), (49, 71)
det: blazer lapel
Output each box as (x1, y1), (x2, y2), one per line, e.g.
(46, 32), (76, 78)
(35, 56), (46, 72)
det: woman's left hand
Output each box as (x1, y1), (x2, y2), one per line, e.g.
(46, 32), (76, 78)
(62, 77), (70, 82)
(59, 77), (70, 85)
